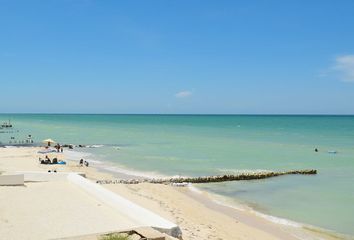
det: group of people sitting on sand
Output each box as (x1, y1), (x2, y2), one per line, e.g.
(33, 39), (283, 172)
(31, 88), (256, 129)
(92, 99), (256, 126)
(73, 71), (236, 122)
(39, 155), (65, 165)
(39, 155), (88, 167)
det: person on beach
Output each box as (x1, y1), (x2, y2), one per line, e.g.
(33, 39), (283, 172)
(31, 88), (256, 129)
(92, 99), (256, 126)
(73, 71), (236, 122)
(56, 144), (61, 152)
(84, 161), (89, 167)
(45, 155), (51, 164)
(79, 159), (84, 166)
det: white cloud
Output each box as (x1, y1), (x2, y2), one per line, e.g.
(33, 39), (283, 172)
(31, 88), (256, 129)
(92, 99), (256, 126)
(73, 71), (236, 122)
(175, 91), (192, 98)
(333, 55), (354, 82)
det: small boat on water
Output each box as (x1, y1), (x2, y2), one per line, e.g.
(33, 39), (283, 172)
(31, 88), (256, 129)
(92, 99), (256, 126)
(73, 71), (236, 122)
(1, 120), (13, 128)
(0, 120), (35, 146)
(328, 150), (337, 154)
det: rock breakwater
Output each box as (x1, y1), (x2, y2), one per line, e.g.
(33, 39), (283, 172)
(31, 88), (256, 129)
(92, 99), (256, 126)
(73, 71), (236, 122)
(96, 169), (317, 185)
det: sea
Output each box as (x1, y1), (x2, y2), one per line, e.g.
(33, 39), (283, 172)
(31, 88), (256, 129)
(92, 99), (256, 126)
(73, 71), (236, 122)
(1, 114), (354, 237)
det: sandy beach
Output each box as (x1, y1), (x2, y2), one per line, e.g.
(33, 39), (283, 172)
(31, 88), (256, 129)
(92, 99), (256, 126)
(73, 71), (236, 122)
(2, 0), (354, 238)
(0, 146), (348, 240)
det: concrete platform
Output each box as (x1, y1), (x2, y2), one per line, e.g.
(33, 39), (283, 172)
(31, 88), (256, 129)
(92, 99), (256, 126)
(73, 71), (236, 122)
(0, 171), (181, 240)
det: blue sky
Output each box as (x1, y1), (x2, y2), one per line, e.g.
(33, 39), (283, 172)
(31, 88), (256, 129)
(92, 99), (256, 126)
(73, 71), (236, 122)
(1, 0), (354, 114)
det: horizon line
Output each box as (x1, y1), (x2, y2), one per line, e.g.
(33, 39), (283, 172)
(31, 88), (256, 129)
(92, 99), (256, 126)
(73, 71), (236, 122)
(0, 113), (354, 116)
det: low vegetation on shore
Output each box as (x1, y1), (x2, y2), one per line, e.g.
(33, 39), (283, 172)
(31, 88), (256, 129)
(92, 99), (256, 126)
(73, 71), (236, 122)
(100, 233), (131, 240)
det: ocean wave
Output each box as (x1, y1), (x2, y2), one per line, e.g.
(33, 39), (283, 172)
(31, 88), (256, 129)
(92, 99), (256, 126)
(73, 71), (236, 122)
(65, 150), (93, 160)
(64, 150), (105, 165)
(85, 159), (104, 164)
(4, 145), (19, 148)
(85, 144), (105, 148)
(98, 164), (167, 179)
(189, 185), (249, 211)
(187, 184), (203, 194)
(252, 211), (302, 227)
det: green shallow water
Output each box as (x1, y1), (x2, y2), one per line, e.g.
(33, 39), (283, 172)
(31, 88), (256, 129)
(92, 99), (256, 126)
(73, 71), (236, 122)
(1, 114), (354, 236)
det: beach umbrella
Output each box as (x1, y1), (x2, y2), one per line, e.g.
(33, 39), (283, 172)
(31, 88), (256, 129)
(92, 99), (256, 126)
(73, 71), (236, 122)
(42, 138), (56, 146)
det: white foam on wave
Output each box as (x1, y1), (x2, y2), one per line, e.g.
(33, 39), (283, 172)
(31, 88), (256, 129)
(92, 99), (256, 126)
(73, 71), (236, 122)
(212, 198), (247, 212)
(85, 144), (105, 148)
(65, 150), (105, 165)
(252, 211), (302, 228)
(4, 145), (18, 148)
(65, 150), (93, 160)
(187, 184), (203, 194)
(85, 159), (104, 164)
(188, 184), (247, 211)
(217, 168), (272, 175)
(100, 164), (167, 179)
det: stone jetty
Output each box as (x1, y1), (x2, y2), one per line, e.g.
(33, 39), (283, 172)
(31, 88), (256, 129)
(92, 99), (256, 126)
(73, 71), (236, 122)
(96, 169), (317, 185)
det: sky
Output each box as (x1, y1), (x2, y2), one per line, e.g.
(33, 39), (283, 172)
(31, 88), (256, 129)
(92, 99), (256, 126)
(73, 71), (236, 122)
(0, 0), (354, 114)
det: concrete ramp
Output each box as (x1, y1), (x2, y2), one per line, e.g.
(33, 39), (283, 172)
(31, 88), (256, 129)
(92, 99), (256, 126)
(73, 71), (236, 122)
(67, 173), (182, 239)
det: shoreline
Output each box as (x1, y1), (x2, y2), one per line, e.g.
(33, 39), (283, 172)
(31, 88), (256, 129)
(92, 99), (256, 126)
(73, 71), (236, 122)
(185, 184), (352, 240)
(65, 147), (351, 240)
(0, 146), (352, 240)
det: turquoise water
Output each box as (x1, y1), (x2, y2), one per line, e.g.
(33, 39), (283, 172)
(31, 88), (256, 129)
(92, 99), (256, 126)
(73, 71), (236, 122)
(1, 114), (354, 236)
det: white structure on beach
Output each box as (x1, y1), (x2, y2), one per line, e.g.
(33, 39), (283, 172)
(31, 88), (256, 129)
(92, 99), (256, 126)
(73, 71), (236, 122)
(6, 171), (181, 239)
(0, 174), (24, 186)
(68, 173), (181, 238)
